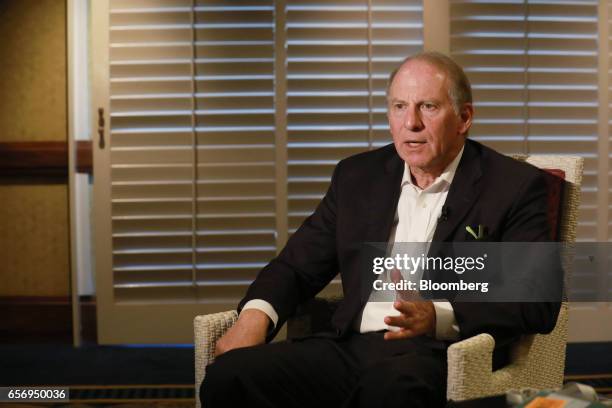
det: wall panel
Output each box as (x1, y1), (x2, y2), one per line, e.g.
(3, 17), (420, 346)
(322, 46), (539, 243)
(0, 0), (70, 296)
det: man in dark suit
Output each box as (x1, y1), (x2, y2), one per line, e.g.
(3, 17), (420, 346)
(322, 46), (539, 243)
(200, 52), (560, 408)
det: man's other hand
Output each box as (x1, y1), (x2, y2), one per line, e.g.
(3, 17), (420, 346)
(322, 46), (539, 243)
(382, 269), (436, 340)
(383, 300), (436, 340)
(215, 309), (270, 357)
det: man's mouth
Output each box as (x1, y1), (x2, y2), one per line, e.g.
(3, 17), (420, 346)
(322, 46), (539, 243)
(405, 141), (426, 148)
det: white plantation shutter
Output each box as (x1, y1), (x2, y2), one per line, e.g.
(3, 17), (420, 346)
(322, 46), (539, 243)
(450, 0), (599, 242)
(95, 0), (423, 342)
(285, 0), (423, 232)
(109, 0), (276, 303)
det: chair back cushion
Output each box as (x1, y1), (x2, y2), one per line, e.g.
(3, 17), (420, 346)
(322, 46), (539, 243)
(542, 169), (565, 241)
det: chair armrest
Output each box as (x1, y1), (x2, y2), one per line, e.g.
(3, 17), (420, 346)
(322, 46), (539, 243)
(194, 310), (238, 408)
(447, 333), (495, 401)
(447, 305), (568, 402)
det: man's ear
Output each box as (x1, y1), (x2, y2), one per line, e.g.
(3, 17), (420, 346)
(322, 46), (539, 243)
(458, 103), (474, 135)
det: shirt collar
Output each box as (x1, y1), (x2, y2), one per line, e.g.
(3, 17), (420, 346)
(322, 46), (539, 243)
(401, 144), (465, 191)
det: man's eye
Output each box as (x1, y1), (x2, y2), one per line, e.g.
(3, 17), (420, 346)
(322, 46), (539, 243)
(421, 103), (436, 111)
(394, 103), (406, 110)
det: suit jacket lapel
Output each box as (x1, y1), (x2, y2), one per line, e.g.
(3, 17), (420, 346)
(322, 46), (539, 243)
(367, 150), (404, 243)
(432, 139), (483, 242)
(359, 150), (403, 302)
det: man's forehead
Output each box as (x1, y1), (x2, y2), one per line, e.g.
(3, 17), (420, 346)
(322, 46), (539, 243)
(395, 60), (447, 85)
(389, 60), (448, 98)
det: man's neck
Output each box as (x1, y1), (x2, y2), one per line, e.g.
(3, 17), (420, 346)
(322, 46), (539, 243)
(410, 170), (437, 190)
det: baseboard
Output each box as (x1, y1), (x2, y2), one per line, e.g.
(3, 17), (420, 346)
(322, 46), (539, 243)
(0, 296), (97, 343)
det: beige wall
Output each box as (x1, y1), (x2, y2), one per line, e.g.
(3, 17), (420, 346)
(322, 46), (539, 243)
(0, 0), (70, 296)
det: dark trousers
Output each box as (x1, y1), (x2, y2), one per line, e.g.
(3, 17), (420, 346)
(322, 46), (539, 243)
(200, 332), (447, 408)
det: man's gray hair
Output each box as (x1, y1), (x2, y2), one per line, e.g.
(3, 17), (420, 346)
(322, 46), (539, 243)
(386, 51), (473, 115)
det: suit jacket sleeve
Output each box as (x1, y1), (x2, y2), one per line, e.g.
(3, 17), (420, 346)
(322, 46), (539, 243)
(451, 170), (562, 348)
(238, 161), (342, 339)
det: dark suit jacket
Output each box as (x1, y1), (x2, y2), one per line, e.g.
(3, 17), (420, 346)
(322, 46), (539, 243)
(239, 139), (561, 353)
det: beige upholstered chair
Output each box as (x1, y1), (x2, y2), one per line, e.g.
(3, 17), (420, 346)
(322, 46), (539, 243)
(194, 155), (583, 406)
(446, 155), (583, 401)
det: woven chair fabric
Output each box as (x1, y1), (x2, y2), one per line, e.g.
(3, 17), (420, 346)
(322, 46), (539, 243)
(194, 311), (237, 408)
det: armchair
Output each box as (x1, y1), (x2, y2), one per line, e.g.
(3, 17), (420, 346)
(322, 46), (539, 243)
(194, 155), (583, 406)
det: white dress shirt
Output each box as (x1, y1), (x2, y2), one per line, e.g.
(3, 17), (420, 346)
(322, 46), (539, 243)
(242, 147), (464, 340)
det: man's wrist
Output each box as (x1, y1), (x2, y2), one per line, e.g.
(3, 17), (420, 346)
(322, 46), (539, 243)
(241, 299), (279, 330)
(238, 308), (271, 334)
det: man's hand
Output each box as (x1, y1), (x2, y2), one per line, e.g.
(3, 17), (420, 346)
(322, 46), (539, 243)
(382, 268), (436, 340)
(215, 309), (270, 357)
(383, 300), (436, 340)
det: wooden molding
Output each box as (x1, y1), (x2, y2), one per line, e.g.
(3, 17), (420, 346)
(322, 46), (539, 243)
(0, 296), (96, 344)
(76, 141), (92, 174)
(0, 141), (92, 180)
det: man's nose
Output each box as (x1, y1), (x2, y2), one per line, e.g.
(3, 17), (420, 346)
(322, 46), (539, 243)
(403, 106), (424, 131)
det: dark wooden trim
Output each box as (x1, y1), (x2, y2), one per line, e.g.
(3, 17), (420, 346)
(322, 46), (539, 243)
(0, 141), (68, 177)
(0, 296), (97, 344)
(76, 140), (92, 174)
(0, 141), (93, 180)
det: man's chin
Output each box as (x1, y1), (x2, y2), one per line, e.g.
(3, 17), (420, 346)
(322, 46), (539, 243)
(399, 152), (432, 169)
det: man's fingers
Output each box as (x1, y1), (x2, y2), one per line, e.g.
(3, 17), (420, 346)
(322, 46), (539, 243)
(384, 301), (420, 328)
(384, 328), (414, 340)
(393, 300), (417, 315)
(384, 314), (413, 327)
(384, 300), (436, 339)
